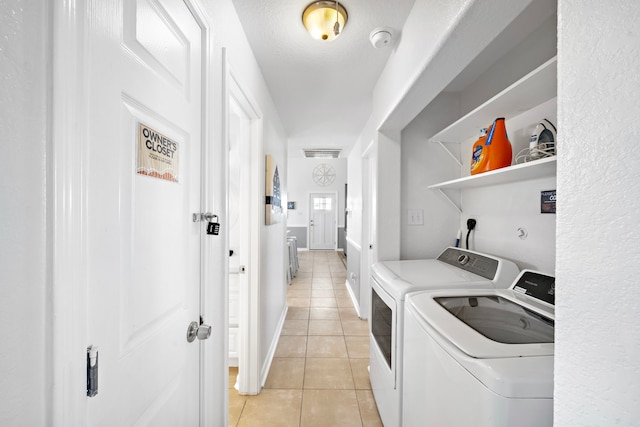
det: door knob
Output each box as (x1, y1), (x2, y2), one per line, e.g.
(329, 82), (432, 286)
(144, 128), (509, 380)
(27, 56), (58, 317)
(186, 321), (212, 342)
(197, 324), (212, 340)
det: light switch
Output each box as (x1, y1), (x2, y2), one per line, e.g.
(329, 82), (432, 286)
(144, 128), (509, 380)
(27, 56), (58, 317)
(407, 209), (423, 225)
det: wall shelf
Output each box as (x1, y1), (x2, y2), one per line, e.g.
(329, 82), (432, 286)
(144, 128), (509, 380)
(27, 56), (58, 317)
(429, 156), (556, 190)
(429, 56), (557, 145)
(427, 56), (557, 212)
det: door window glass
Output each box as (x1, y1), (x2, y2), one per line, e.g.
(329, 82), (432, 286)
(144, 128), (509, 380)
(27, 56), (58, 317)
(313, 197), (332, 210)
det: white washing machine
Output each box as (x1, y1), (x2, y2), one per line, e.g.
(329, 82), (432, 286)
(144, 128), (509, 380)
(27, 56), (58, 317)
(402, 270), (555, 427)
(369, 247), (519, 427)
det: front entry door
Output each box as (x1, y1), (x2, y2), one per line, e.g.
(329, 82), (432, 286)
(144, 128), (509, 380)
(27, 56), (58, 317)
(309, 193), (337, 250)
(84, 1), (204, 424)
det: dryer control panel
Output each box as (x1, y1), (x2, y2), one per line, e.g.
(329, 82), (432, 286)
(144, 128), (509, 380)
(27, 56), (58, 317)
(437, 247), (499, 280)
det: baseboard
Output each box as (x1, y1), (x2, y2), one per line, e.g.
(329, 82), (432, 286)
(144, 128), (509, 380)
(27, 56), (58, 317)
(260, 304), (288, 388)
(343, 279), (363, 319)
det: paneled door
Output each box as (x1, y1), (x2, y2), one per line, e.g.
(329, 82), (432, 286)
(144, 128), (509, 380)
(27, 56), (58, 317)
(309, 193), (337, 250)
(84, 1), (205, 425)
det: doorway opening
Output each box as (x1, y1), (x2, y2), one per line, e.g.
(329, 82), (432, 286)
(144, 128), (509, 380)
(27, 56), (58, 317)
(225, 60), (263, 396)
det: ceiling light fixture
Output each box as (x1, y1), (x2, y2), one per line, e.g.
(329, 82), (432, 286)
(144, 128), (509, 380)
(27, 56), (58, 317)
(303, 149), (342, 158)
(302, 1), (348, 42)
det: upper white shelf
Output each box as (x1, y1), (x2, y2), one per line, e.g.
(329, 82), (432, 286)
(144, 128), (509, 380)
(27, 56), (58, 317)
(429, 56), (557, 144)
(429, 156), (557, 190)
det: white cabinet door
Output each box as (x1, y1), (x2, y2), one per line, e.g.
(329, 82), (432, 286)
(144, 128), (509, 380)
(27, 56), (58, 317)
(85, 1), (204, 425)
(309, 193), (337, 250)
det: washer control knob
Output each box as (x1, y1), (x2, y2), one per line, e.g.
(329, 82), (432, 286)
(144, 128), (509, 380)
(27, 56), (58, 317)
(457, 254), (470, 265)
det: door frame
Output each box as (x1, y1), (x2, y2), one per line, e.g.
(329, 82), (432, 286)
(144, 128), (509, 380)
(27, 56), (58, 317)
(308, 192), (338, 250)
(50, 1), (219, 424)
(223, 57), (264, 395)
(360, 141), (377, 321)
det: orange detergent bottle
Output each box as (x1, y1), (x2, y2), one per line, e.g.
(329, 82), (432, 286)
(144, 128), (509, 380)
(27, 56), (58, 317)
(470, 117), (512, 175)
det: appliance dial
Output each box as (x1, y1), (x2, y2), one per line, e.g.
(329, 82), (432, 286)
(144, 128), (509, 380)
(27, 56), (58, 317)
(458, 254), (470, 265)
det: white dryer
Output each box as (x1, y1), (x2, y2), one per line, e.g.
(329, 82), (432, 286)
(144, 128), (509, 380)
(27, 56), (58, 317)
(402, 270), (555, 427)
(369, 247), (519, 427)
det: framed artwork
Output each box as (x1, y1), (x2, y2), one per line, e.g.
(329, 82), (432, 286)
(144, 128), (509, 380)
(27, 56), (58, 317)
(265, 154), (282, 224)
(287, 201), (296, 210)
(312, 163), (336, 186)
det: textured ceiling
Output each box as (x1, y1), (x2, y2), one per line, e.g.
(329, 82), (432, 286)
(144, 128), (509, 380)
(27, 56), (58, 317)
(231, 0), (416, 158)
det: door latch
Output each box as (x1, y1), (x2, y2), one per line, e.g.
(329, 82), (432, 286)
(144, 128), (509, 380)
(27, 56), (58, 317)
(86, 345), (99, 397)
(193, 212), (220, 235)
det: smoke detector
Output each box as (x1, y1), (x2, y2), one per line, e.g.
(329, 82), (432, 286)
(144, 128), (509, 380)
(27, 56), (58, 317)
(369, 27), (393, 48)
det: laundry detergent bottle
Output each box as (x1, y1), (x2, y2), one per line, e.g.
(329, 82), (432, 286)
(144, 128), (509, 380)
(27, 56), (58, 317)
(470, 117), (512, 175)
(470, 127), (488, 174)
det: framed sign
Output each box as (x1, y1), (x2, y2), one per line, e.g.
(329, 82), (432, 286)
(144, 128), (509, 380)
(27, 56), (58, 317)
(137, 122), (179, 182)
(541, 189), (556, 214)
(265, 154), (282, 224)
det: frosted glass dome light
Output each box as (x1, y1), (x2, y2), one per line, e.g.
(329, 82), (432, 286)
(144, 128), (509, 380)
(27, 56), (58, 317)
(302, 1), (348, 42)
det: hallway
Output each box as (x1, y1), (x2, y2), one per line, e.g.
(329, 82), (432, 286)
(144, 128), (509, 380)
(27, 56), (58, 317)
(229, 250), (382, 426)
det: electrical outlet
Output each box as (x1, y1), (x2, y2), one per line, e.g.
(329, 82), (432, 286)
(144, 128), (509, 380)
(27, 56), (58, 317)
(466, 216), (478, 231)
(408, 209), (424, 225)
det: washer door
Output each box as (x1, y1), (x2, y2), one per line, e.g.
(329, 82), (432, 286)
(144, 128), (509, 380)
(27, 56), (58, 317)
(435, 295), (554, 344)
(406, 290), (554, 359)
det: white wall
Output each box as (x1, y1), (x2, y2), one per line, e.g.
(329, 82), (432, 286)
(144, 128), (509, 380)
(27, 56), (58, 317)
(202, 0), (289, 387)
(287, 158), (347, 228)
(556, 1), (640, 425)
(0, 1), (49, 425)
(459, 12), (557, 115)
(400, 94), (461, 259)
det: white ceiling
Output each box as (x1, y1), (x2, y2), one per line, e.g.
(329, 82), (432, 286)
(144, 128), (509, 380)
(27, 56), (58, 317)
(231, 0), (417, 158)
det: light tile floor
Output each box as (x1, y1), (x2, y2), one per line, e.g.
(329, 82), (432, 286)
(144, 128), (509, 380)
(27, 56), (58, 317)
(229, 250), (382, 427)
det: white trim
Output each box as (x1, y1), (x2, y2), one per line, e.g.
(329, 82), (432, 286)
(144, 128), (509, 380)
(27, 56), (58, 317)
(260, 305), (288, 388)
(182, 1), (221, 425)
(362, 139), (376, 158)
(51, 1), (88, 424)
(343, 279), (363, 318)
(345, 235), (362, 252)
(360, 147), (376, 327)
(224, 61), (264, 395)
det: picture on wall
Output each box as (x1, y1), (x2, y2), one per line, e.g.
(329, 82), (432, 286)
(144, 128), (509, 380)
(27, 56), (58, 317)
(265, 154), (282, 224)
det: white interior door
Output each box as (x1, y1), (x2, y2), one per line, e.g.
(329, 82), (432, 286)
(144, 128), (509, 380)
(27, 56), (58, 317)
(225, 67), (263, 395)
(309, 193), (337, 250)
(84, 1), (205, 425)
